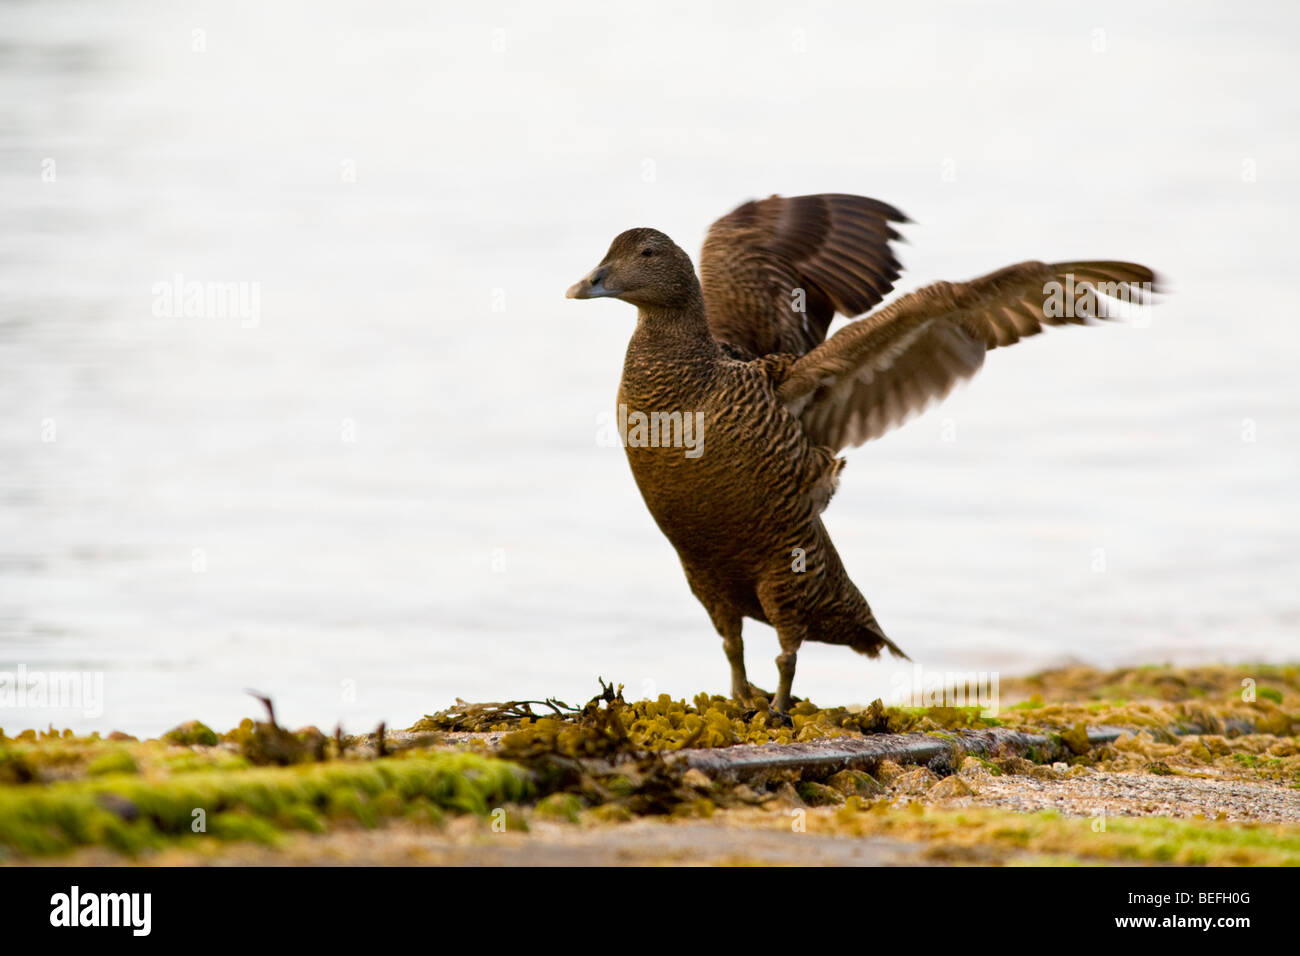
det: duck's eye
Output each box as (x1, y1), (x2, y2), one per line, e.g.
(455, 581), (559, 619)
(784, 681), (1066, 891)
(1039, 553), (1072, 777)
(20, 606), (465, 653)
(640, 248), (654, 257)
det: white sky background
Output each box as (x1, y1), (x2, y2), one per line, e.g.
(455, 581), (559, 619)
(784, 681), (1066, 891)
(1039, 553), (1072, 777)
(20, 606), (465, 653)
(0, 0), (1296, 733)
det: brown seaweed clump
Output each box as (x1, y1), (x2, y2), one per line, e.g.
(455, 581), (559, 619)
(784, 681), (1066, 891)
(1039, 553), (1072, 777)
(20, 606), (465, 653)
(221, 696), (329, 766)
(491, 682), (706, 816)
(448, 683), (987, 816)
(417, 681), (993, 750)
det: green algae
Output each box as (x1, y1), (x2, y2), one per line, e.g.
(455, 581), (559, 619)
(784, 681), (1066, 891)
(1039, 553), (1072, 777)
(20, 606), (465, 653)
(2, 663), (1297, 862)
(0, 733), (251, 786)
(1010, 695), (1046, 711)
(0, 751), (531, 859)
(163, 720), (219, 747)
(534, 793), (583, 822)
(85, 751), (139, 777)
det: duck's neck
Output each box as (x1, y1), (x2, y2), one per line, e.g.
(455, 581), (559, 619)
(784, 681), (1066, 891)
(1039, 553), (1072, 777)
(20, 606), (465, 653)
(632, 288), (718, 359)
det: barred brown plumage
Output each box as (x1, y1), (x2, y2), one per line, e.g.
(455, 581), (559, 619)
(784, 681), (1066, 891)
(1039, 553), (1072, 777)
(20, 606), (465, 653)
(566, 193), (1159, 711)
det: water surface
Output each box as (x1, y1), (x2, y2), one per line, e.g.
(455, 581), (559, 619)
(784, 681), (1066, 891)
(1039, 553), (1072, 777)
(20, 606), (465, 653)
(1, 1), (1296, 734)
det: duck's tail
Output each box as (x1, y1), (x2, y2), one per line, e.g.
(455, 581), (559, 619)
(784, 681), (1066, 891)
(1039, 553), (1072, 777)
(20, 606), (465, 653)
(847, 608), (909, 660)
(809, 591), (908, 659)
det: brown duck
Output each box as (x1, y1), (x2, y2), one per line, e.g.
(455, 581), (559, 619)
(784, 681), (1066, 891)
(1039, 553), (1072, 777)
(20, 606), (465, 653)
(567, 193), (1155, 711)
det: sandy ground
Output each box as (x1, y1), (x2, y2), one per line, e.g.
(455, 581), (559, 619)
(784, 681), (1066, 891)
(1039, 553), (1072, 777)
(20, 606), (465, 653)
(41, 817), (938, 867)
(948, 769), (1300, 823)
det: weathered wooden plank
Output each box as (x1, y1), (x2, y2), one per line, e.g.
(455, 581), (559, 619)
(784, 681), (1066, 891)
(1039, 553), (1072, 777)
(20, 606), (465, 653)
(668, 725), (1131, 782)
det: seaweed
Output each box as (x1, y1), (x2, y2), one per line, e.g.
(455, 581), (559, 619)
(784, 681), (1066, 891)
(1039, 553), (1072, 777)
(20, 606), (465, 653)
(495, 681), (710, 815)
(414, 696), (583, 732)
(223, 695), (329, 766)
(2, 663), (1297, 861)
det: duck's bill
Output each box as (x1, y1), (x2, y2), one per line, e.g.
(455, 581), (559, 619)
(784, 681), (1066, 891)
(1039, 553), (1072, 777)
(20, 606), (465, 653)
(565, 269), (617, 299)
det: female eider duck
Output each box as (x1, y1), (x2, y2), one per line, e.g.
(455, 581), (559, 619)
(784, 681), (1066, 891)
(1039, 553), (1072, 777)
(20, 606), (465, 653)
(567, 193), (1156, 712)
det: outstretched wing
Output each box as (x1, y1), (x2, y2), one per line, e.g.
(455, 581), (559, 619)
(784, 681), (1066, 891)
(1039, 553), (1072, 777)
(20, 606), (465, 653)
(699, 193), (908, 357)
(776, 260), (1158, 452)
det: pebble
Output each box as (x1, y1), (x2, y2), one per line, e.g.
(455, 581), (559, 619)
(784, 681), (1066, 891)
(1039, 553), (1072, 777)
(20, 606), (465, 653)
(929, 776), (975, 799)
(893, 767), (939, 794)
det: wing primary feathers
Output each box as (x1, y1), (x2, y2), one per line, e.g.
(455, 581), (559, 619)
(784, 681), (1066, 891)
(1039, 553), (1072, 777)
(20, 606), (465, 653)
(775, 259), (1159, 452)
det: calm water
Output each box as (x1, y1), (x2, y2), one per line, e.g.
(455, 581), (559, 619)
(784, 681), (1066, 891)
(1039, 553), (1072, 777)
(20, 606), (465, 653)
(1, 1), (1297, 735)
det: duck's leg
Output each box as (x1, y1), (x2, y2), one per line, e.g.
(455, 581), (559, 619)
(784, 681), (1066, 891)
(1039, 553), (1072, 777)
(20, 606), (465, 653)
(772, 641), (798, 713)
(756, 578), (804, 712)
(718, 618), (750, 702)
(708, 610), (768, 702)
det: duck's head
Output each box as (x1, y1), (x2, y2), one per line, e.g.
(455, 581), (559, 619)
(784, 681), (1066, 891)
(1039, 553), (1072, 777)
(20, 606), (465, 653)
(566, 228), (700, 310)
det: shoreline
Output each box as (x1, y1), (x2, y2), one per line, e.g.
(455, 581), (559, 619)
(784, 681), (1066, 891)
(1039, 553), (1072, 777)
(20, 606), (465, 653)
(2, 663), (1297, 866)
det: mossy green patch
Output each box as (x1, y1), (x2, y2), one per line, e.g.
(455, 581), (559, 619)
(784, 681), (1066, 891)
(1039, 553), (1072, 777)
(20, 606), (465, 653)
(85, 751), (138, 777)
(163, 721), (220, 747)
(534, 793), (583, 823)
(1258, 687), (1284, 705)
(0, 751), (531, 858)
